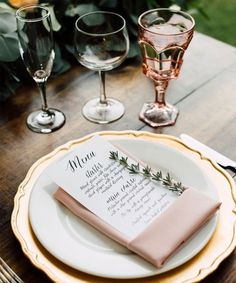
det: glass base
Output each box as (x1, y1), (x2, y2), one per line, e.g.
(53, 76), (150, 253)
(139, 102), (178, 128)
(27, 108), (66, 134)
(82, 98), (124, 124)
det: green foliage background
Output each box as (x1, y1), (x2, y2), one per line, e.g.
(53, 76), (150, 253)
(0, 0), (202, 101)
(194, 0), (236, 47)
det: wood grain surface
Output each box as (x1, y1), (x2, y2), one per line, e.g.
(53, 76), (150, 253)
(0, 33), (236, 282)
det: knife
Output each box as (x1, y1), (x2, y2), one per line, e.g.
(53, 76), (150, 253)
(180, 134), (236, 173)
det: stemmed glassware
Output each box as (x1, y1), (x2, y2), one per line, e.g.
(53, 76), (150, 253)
(74, 11), (129, 124)
(138, 8), (195, 127)
(16, 5), (65, 133)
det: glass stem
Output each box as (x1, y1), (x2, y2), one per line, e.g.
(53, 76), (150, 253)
(99, 70), (108, 105)
(154, 80), (169, 106)
(38, 81), (48, 112)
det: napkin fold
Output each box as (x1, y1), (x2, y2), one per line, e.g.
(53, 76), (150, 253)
(54, 187), (220, 268)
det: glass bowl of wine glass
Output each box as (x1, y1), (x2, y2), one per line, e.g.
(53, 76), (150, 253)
(74, 11), (129, 124)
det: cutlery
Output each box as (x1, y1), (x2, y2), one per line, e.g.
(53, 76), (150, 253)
(0, 257), (25, 283)
(180, 134), (236, 173)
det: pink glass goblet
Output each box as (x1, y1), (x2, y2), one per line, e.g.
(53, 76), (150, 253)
(138, 8), (195, 127)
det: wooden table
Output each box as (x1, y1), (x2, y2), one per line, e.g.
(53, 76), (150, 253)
(1, 32), (236, 282)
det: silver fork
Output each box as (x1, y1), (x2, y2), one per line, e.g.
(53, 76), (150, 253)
(0, 257), (24, 283)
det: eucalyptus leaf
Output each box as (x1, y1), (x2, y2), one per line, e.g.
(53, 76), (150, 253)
(0, 3), (15, 12)
(130, 13), (138, 25)
(76, 3), (99, 15)
(16, 5), (61, 47)
(66, 3), (98, 17)
(46, 5), (61, 31)
(0, 33), (20, 62)
(83, 13), (105, 27)
(65, 4), (77, 17)
(0, 12), (17, 34)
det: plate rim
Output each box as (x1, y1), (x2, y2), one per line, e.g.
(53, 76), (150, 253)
(11, 130), (236, 283)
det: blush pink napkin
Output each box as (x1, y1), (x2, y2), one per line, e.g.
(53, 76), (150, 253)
(54, 187), (220, 268)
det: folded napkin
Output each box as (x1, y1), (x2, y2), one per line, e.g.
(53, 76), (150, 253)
(54, 187), (220, 268)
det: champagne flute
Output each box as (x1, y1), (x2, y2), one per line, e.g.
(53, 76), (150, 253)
(16, 5), (65, 133)
(74, 11), (129, 124)
(138, 8), (195, 127)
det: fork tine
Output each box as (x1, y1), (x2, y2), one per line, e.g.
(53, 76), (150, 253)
(0, 261), (15, 283)
(0, 258), (24, 283)
(0, 265), (10, 283)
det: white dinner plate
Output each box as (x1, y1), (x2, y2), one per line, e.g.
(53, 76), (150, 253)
(29, 137), (219, 279)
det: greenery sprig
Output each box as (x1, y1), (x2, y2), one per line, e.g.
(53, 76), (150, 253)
(109, 151), (186, 195)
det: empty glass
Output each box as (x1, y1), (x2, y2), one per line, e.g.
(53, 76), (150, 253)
(138, 8), (195, 127)
(16, 5), (65, 133)
(74, 11), (129, 124)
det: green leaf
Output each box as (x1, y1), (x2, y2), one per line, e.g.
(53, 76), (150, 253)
(0, 3), (15, 12)
(71, 4), (105, 27)
(0, 12), (17, 34)
(66, 4), (98, 17)
(130, 14), (139, 25)
(83, 13), (105, 27)
(76, 4), (98, 15)
(46, 5), (61, 31)
(0, 33), (20, 62)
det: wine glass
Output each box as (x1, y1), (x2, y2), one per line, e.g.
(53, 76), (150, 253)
(16, 5), (65, 133)
(74, 11), (129, 124)
(138, 8), (195, 127)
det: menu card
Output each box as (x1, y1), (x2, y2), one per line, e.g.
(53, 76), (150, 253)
(47, 135), (177, 240)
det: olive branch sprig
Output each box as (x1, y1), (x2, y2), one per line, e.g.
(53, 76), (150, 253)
(109, 151), (186, 195)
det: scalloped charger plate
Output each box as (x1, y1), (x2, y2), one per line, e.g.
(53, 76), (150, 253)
(11, 131), (236, 283)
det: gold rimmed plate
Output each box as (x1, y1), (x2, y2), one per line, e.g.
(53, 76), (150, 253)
(11, 131), (236, 282)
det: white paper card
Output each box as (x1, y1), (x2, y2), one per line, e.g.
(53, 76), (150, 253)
(47, 135), (177, 239)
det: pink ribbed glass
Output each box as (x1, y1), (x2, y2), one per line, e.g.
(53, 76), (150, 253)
(138, 8), (195, 127)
